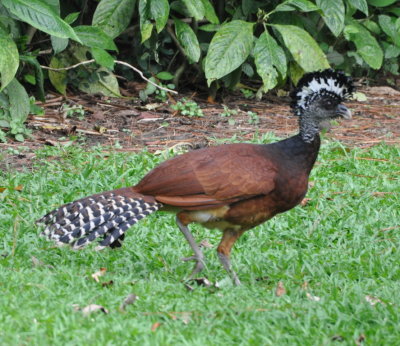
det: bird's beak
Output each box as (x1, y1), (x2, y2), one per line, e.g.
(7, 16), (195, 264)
(336, 104), (352, 119)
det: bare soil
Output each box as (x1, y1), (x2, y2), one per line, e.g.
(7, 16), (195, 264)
(1, 83), (399, 172)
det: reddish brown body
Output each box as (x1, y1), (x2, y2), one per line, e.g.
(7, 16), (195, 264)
(131, 136), (320, 260)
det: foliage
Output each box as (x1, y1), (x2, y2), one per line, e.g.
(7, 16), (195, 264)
(0, 142), (399, 344)
(62, 103), (85, 120)
(171, 98), (204, 117)
(219, 105), (238, 117)
(139, 73), (175, 102)
(0, 0), (399, 139)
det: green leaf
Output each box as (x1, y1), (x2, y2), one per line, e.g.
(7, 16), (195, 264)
(150, 0), (169, 33)
(2, 0), (81, 42)
(344, 22), (383, 69)
(317, 0), (345, 36)
(51, 35), (69, 54)
(378, 15), (400, 47)
(74, 26), (117, 50)
(346, 0), (368, 16)
(367, 0), (397, 7)
(174, 19), (201, 63)
(91, 47), (115, 70)
(64, 11), (80, 25)
(78, 67), (121, 97)
(48, 55), (67, 94)
(0, 27), (19, 91)
(156, 71), (174, 80)
(93, 0), (136, 38)
(43, 0), (59, 14)
(19, 55), (45, 101)
(138, 0), (153, 42)
(205, 20), (254, 85)
(201, 0), (219, 24)
(5, 78), (30, 124)
(384, 44), (400, 59)
(274, 0), (319, 13)
(199, 24), (220, 32)
(273, 24), (330, 72)
(182, 0), (205, 20)
(254, 31), (287, 92)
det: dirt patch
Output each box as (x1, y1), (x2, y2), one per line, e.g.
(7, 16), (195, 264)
(1, 84), (399, 171)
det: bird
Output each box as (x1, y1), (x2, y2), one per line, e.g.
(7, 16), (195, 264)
(37, 69), (354, 285)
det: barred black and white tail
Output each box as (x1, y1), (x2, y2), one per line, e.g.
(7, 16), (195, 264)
(37, 189), (162, 250)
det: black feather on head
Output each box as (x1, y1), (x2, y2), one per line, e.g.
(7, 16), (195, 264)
(290, 69), (354, 116)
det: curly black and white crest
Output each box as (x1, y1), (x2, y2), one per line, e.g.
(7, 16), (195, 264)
(291, 69), (354, 116)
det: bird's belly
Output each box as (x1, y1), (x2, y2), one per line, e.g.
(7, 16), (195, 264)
(181, 206), (242, 231)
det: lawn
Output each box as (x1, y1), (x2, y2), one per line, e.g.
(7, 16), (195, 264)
(0, 137), (399, 345)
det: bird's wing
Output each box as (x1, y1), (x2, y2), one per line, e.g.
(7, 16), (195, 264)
(134, 144), (277, 208)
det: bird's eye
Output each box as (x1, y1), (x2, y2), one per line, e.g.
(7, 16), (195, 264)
(324, 100), (335, 109)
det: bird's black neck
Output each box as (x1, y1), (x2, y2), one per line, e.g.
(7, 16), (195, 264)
(271, 133), (321, 174)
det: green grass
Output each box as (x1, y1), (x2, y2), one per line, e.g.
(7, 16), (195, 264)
(0, 139), (399, 345)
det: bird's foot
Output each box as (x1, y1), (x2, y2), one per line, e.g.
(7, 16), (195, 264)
(181, 254), (205, 278)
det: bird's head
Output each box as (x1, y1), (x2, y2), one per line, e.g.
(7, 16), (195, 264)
(291, 69), (354, 123)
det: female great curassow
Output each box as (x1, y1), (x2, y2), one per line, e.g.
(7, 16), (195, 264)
(38, 69), (354, 285)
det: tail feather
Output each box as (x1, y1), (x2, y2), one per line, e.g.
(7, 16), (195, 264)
(37, 190), (162, 249)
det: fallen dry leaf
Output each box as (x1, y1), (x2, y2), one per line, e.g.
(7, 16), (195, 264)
(91, 267), (107, 282)
(306, 292), (321, 302)
(119, 293), (138, 311)
(365, 295), (385, 306)
(300, 198), (311, 207)
(199, 239), (213, 248)
(275, 281), (286, 297)
(80, 304), (109, 316)
(151, 322), (162, 332)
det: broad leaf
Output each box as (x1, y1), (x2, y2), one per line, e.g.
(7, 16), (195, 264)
(174, 19), (200, 63)
(317, 0), (345, 36)
(91, 47), (115, 70)
(74, 26), (117, 50)
(344, 22), (383, 69)
(378, 15), (400, 47)
(79, 68), (121, 97)
(205, 20), (254, 84)
(0, 27), (19, 91)
(150, 0), (169, 33)
(48, 55), (67, 94)
(93, 0), (136, 38)
(273, 24), (330, 72)
(201, 0), (219, 24)
(254, 31), (287, 92)
(181, 0), (205, 20)
(347, 0), (368, 16)
(2, 0), (80, 42)
(367, 0), (397, 6)
(138, 0), (153, 42)
(274, 0), (319, 13)
(51, 36), (69, 54)
(6, 78), (30, 124)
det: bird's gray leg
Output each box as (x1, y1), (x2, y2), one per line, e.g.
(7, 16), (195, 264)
(176, 216), (205, 278)
(217, 229), (245, 286)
